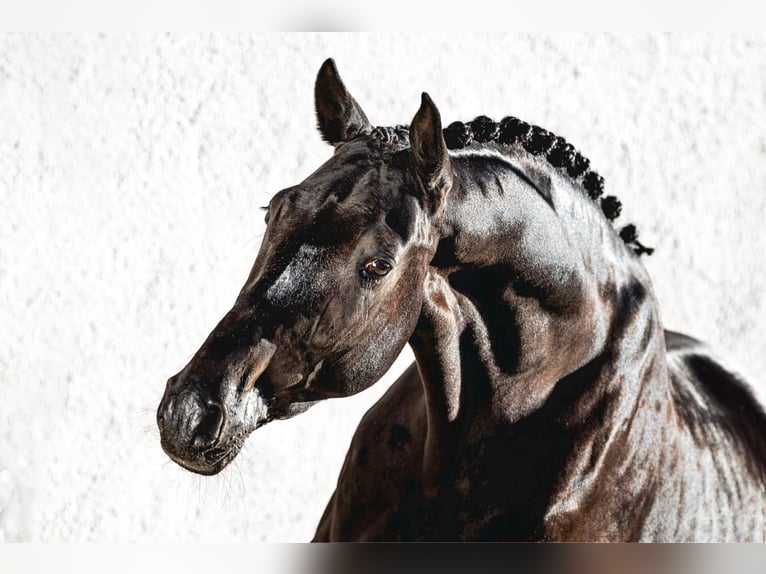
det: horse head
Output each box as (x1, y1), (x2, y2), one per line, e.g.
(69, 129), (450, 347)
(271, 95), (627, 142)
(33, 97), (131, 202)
(157, 59), (455, 475)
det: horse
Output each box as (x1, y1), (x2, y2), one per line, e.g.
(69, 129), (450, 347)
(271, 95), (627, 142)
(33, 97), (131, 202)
(157, 58), (766, 542)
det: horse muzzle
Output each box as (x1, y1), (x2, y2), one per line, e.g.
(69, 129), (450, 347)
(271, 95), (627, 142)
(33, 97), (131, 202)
(157, 364), (272, 475)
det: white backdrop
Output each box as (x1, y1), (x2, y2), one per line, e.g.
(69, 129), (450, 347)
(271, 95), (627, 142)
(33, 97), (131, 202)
(0, 33), (764, 542)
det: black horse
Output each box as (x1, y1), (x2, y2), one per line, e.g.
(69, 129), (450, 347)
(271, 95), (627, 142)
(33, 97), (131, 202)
(157, 59), (766, 541)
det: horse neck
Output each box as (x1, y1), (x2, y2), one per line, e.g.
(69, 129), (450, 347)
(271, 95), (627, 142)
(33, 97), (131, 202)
(411, 147), (673, 497)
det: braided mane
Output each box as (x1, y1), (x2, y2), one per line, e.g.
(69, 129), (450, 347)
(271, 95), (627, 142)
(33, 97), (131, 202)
(372, 117), (653, 257)
(443, 115), (654, 256)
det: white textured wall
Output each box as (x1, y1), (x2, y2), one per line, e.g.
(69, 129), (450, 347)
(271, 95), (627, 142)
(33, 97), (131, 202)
(0, 33), (764, 542)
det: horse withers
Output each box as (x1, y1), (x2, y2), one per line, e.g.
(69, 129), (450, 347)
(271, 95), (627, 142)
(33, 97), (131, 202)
(157, 59), (766, 541)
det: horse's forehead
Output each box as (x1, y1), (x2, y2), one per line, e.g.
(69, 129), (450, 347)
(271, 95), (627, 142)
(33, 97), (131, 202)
(287, 146), (410, 220)
(302, 146), (372, 190)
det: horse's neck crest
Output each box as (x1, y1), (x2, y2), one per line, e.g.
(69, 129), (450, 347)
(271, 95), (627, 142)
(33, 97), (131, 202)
(436, 115), (654, 257)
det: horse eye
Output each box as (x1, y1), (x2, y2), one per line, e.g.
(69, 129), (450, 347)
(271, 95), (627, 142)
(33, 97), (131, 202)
(364, 258), (393, 277)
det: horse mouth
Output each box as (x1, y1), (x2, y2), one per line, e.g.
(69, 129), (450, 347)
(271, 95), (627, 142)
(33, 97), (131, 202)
(158, 382), (270, 476)
(163, 441), (244, 476)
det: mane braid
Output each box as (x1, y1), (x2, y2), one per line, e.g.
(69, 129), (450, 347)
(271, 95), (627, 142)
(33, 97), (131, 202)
(440, 115), (654, 257)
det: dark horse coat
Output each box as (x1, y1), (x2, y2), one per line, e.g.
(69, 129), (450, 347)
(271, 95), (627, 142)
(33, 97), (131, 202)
(157, 59), (766, 541)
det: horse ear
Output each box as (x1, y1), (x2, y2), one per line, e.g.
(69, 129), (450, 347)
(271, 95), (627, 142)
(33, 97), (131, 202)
(410, 92), (453, 211)
(314, 58), (372, 146)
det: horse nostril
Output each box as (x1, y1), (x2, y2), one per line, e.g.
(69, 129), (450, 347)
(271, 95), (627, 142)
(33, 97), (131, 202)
(192, 402), (225, 450)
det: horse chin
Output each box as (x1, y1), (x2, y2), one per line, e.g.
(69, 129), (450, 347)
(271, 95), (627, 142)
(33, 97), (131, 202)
(163, 440), (244, 476)
(277, 400), (320, 420)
